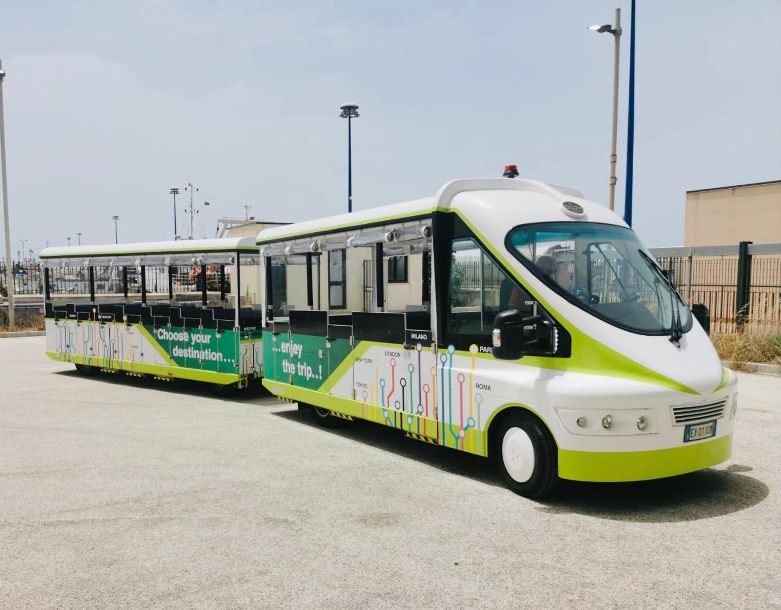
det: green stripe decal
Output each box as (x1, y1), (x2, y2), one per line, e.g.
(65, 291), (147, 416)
(46, 351), (241, 385)
(136, 325), (179, 367)
(713, 368), (730, 393)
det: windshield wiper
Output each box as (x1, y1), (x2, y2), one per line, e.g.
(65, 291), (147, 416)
(667, 285), (683, 345)
(638, 250), (684, 343)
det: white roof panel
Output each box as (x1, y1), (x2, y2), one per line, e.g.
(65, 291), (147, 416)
(40, 237), (258, 259)
(255, 178), (591, 244)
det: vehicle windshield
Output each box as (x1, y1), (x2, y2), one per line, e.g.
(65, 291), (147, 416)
(507, 222), (692, 335)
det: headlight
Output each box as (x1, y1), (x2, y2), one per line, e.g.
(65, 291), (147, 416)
(730, 395), (738, 419)
(556, 408), (657, 436)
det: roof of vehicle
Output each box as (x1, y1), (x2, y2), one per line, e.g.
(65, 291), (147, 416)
(256, 178), (588, 244)
(40, 237), (258, 260)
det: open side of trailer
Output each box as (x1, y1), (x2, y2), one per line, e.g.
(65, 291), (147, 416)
(40, 238), (263, 387)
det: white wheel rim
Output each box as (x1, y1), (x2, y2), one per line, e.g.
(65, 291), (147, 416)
(315, 407), (330, 418)
(502, 427), (535, 483)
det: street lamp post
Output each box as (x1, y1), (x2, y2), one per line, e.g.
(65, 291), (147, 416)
(0, 59), (15, 328)
(112, 215), (119, 244)
(589, 9), (622, 212)
(76, 232), (82, 246)
(67, 236), (71, 247)
(169, 187), (180, 239)
(339, 104), (359, 213)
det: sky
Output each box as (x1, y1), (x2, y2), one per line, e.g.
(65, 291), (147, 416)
(1, 0), (780, 257)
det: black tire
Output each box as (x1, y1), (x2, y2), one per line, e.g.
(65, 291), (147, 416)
(494, 411), (559, 498)
(213, 382), (240, 396)
(75, 363), (99, 376)
(311, 404), (339, 428)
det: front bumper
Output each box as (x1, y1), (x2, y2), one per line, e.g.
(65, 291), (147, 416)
(557, 433), (732, 482)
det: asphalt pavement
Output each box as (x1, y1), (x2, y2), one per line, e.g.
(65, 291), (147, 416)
(1, 337), (778, 609)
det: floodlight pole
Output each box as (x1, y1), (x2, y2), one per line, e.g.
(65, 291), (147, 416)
(339, 104), (359, 213)
(0, 59), (15, 328)
(169, 187), (180, 238)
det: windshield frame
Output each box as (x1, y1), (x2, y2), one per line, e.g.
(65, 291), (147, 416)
(504, 221), (693, 337)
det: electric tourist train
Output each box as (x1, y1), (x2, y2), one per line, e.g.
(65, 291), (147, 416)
(42, 177), (737, 497)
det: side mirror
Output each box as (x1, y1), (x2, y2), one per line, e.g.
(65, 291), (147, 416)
(491, 309), (557, 360)
(691, 302), (710, 335)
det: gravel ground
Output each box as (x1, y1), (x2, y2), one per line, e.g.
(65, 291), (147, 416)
(1, 337), (779, 609)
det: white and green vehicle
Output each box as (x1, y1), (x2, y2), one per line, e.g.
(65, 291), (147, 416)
(41, 177), (736, 497)
(257, 177), (736, 497)
(41, 238), (263, 387)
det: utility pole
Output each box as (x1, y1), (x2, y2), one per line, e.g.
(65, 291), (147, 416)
(112, 215), (119, 244)
(185, 182), (198, 239)
(242, 204), (251, 221)
(0, 59), (14, 328)
(624, 0), (636, 226)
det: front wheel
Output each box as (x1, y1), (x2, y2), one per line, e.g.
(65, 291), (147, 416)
(75, 363), (99, 376)
(495, 412), (559, 498)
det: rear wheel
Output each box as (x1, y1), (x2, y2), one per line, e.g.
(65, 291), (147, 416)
(311, 405), (339, 428)
(495, 411), (559, 498)
(212, 382), (240, 396)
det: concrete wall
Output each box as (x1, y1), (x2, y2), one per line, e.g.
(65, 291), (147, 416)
(0, 302), (44, 329)
(685, 181), (781, 246)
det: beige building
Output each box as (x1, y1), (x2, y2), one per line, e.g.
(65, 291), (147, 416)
(684, 180), (781, 246)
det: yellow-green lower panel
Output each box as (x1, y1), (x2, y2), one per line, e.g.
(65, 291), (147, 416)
(558, 433), (733, 482)
(264, 379), (485, 454)
(47, 351), (242, 385)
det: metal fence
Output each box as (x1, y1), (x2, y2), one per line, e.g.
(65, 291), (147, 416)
(0, 260), (44, 295)
(651, 243), (781, 334)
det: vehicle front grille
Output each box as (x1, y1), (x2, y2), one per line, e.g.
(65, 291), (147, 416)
(671, 400), (726, 425)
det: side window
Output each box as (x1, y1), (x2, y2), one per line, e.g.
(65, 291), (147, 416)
(270, 254), (313, 317)
(387, 256), (408, 283)
(269, 257), (287, 317)
(446, 237), (535, 350)
(328, 249), (346, 309)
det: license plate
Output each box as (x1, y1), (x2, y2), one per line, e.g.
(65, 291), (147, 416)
(683, 420), (717, 442)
